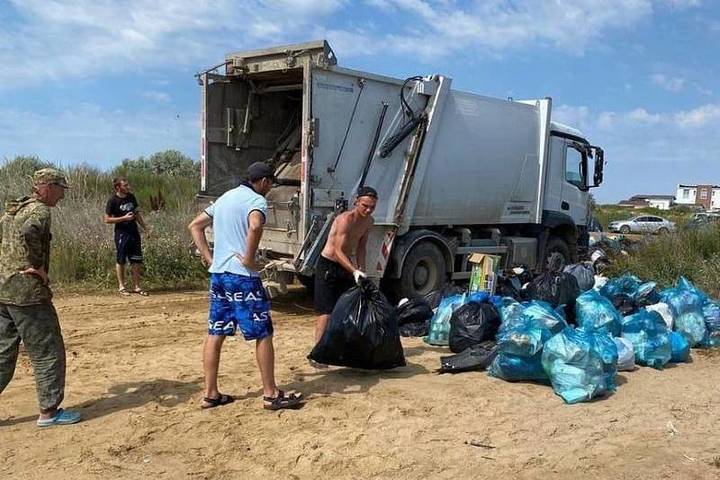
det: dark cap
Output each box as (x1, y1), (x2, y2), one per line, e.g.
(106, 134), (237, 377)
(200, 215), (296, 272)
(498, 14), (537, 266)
(357, 186), (378, 199)
(247, 162), (277, 183)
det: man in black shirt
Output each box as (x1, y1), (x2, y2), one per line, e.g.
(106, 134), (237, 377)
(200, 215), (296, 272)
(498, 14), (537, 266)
(104, 177), (149, 296)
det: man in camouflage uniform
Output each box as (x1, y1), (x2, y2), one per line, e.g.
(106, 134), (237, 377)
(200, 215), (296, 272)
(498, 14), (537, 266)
(0, 168), (81, 426)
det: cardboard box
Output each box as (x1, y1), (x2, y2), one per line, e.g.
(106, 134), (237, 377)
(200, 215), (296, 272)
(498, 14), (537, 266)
(468, 253), (501, 294)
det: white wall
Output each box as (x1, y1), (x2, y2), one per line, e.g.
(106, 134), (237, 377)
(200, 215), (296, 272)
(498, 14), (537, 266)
(648, 199), (672, 210)
(675, 186), (697, 205)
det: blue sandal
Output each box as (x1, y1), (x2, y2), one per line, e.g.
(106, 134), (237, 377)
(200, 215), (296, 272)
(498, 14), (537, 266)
(37, 408), (82, 427)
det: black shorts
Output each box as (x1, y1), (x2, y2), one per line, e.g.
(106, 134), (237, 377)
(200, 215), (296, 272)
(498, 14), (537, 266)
(115, 231), (143, 264)
(314, 255), (354, 315)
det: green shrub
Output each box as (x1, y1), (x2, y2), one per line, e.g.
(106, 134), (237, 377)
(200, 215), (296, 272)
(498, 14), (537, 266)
(607, 224), (720, 298)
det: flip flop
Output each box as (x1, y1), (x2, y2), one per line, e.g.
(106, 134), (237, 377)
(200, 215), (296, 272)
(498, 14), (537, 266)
(132, 289), (149, 296)
(118, 288), (131, 297)
(263, 390), (303, 411)
(201, 393), (235, 409)
(37, 408), (82, 427)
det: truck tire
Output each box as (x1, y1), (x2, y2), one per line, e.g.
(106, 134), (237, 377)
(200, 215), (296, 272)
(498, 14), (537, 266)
(543, 236), (571, 272)
(394, 241), (447, 299)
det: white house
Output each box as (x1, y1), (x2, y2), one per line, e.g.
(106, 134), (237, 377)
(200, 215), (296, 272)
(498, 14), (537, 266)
(675, 184), (720, 211)
(619, 195), (675, 210)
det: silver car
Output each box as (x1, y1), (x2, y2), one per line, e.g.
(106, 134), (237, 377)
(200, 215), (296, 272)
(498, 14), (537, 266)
(608, 215), (676, 234)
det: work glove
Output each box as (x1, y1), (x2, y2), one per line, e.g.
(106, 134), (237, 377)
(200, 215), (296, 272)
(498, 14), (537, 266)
(353, 270), (367, 285)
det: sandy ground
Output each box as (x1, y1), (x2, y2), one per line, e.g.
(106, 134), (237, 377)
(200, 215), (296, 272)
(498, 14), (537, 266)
(1, 288), (719, 480)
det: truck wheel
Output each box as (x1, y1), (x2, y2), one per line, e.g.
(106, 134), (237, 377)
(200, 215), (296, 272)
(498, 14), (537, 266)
(296, 273), (315, 294)
(543, 236), (571, 271)
(394, 241), (447, 299)
(620, 225), (631, 234)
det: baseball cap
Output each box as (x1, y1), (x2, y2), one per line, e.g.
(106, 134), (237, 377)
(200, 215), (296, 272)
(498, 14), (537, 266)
(357, 186), (378, 199)
(32, 168), (70, 188)
(247, 162), (277, 183)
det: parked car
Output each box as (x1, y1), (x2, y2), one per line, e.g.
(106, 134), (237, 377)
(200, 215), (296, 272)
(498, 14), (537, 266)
(608, 216), (675, 234)
(685, 213), (720, 231)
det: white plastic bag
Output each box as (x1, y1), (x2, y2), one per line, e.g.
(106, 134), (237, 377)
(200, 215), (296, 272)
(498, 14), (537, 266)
(613, 337), (636, 371)
(646, 302), (674, 330)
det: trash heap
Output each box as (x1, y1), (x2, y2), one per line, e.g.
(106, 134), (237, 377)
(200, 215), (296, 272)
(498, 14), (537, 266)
(413, 262), (720, 405)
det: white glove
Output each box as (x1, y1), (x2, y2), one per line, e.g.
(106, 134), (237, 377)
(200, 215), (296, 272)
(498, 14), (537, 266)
(353, 270), (367, 285)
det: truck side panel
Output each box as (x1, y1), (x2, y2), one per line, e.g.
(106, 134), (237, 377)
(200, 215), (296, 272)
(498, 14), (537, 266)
(410, 92), (544, 226)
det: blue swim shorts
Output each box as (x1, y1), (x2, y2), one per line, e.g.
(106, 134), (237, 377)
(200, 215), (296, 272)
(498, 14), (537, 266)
(208, 273), (273, 340)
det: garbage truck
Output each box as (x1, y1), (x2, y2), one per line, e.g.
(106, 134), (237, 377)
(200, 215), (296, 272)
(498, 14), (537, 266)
(196, 40), (605, 299)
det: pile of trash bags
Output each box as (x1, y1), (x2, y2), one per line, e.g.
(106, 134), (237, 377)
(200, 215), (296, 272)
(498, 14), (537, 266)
(424, 262), (720, 404)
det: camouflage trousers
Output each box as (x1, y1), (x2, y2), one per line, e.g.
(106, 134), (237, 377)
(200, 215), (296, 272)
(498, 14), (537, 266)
(0, 302), (66, 413)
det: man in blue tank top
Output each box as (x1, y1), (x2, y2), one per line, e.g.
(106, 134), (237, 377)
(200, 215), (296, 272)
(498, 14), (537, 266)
(188, 162), (302, 410)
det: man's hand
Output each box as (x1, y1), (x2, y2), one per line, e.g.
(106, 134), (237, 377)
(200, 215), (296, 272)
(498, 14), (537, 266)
(201, 252), (212, 267)
(20, 266), (49, 285)
(123, 212), (135, 222)
(353, 270), (366, 285)
(235, 253), (259, 272)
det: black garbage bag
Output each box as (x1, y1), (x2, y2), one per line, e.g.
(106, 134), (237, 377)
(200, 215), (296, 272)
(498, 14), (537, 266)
(563, 263), (595, 292)
(308, 279), (406, 369)
(611, 293), (638, 316)
(495, 275), (523, 300)
(449, 301), (501, 353)
(423, 284), (464, 310)
(526, 271), (581, 309)
(396, 298), (434, 337)
(439, 341), (498, 374)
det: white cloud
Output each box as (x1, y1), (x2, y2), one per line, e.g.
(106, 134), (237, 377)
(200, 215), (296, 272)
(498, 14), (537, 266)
(0, 0), (704, 88)
(650, 73), (686, 92)
(555, 102), (720, 201)
(0, 0), (346, 88)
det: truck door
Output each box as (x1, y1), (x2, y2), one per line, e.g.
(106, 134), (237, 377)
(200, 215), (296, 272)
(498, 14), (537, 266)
(561, 142), (589, 226)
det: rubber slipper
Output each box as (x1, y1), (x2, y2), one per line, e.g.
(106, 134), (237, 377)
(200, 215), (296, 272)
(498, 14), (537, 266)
(37, 408), (82, 427)
(263, 390), (303, 411)
(118, 288), (131, 297)
(132, 289), (149, 296)
(201, 393), (235, 409)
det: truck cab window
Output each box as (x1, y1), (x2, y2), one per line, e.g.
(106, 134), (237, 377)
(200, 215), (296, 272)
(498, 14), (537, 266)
(565, 145), (585, 189)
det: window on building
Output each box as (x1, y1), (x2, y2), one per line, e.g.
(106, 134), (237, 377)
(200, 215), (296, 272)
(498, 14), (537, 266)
(683, 189), (690, 198)
(700, 190), (708, 200)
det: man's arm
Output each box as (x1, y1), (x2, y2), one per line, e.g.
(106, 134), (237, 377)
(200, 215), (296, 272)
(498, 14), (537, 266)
(238, 211), (264, 272)
(20, 211), (50, 285)
(188, 212), (213, 265)
(103, 212), (134, 224)
(356, 229), (370, 273)
(134, 211), (148, 232)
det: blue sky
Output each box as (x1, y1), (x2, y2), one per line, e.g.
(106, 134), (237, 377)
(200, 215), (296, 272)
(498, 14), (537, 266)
(0, 0), (718, 202)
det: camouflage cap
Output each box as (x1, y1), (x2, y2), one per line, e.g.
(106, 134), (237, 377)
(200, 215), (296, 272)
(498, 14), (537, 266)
(32, 168), (69, 188)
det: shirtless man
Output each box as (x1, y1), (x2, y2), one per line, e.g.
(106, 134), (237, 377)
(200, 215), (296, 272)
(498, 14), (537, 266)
(313, 186), (378, 343)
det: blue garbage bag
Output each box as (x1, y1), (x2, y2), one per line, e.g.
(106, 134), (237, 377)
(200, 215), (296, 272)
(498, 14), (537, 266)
(498, 298), (526, 324)
(621, 309), (671, 369)
(425, 293), (465, 346)
(542, 327), (618, 404)
(674, 311), (708, 347)
(669, 331), (690, 363)
(496, 301), (566, 357)
(488, 351), (548, 382)
(678, 276), (709, 303)
(661, 280), (705, 317)
(600, 274), (659, 307)
(575, 289), (623, 336)
(702, 302), (720, 348)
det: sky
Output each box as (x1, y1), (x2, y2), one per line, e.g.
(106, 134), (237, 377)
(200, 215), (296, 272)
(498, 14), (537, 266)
(0, 0), (718, 203)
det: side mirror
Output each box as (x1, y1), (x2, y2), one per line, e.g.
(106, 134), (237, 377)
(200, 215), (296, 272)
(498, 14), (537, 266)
(592, 147), (604, 187)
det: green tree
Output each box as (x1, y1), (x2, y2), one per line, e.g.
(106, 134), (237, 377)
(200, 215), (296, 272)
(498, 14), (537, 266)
(113, 150), (199, 179)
